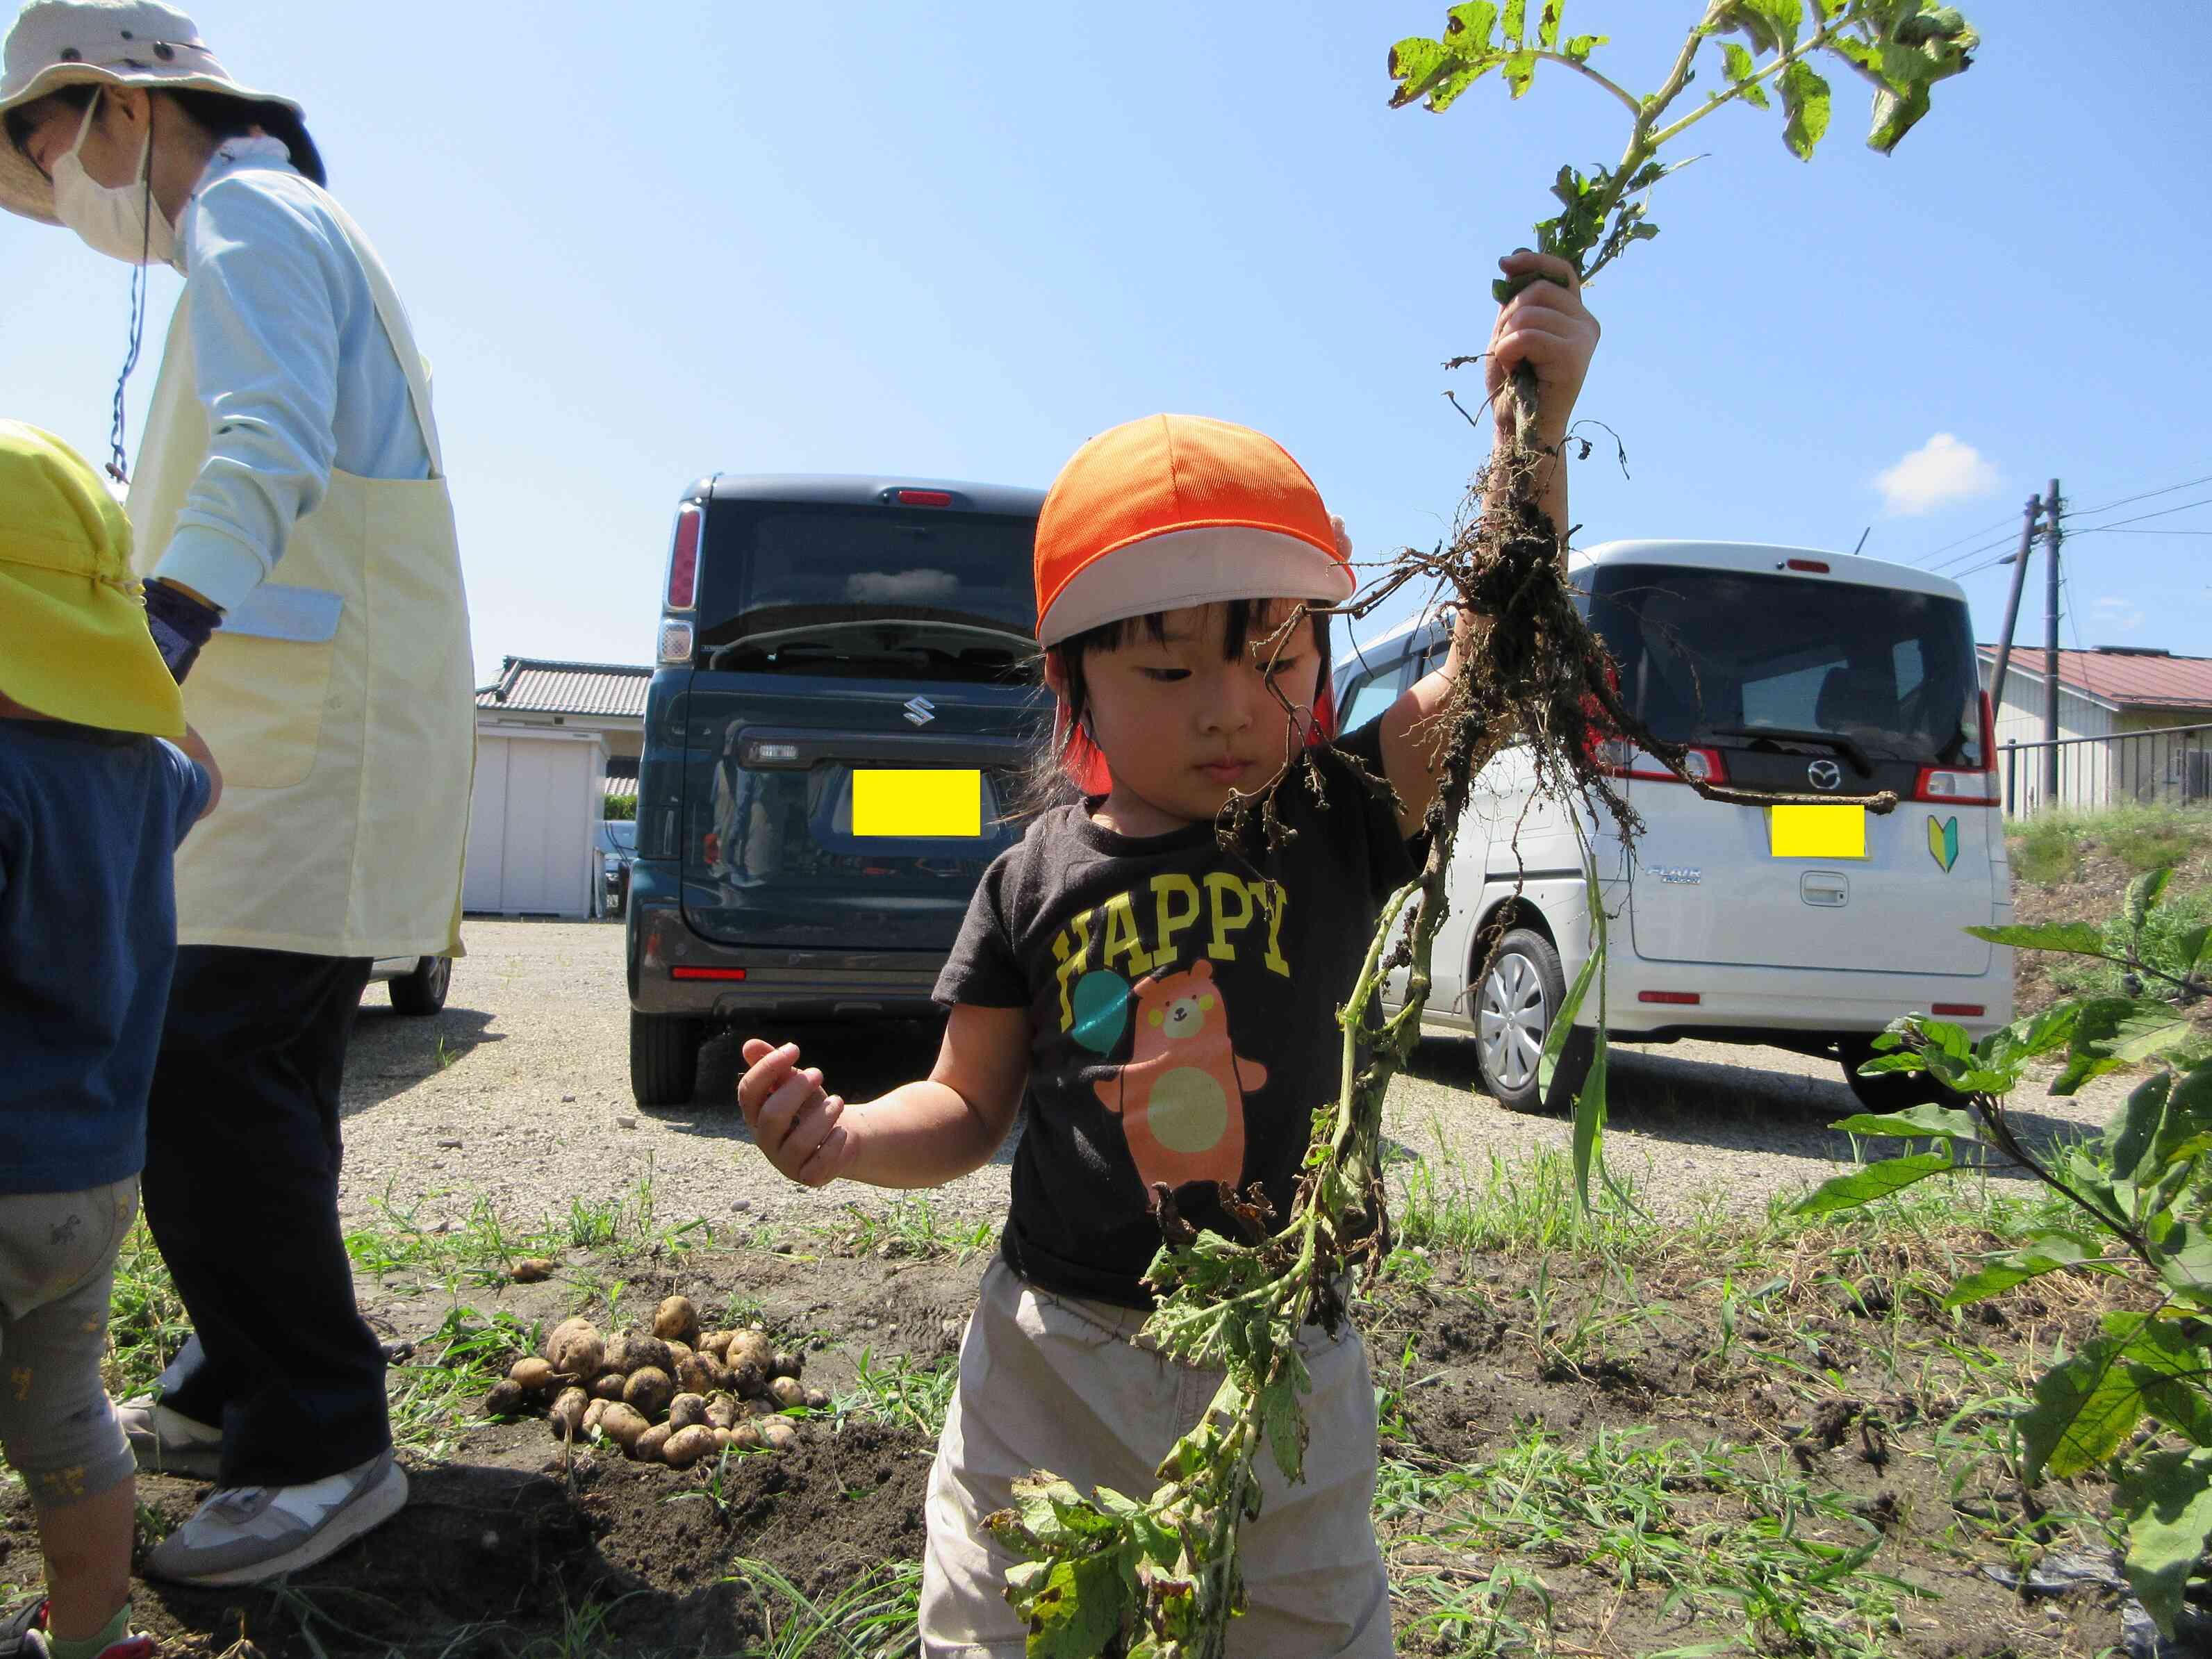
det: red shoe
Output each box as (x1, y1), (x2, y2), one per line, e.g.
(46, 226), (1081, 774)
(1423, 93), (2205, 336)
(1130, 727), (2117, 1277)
(20, 1624), (154, 1658)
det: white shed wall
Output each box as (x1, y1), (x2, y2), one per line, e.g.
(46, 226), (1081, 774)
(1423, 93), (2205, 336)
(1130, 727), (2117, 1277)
(463, 729), (607, 918)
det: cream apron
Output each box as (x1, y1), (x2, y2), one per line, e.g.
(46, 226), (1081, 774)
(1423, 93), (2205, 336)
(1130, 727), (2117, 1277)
(128, 195), (474, 961)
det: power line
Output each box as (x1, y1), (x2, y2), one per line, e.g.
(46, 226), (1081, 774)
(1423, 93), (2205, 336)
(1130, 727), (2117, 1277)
(2062, 470), (2212, 522)
(2072, 527), (2212, 537)
(1906, 507), (2031, 568)
(2061, 495), (2212, 534)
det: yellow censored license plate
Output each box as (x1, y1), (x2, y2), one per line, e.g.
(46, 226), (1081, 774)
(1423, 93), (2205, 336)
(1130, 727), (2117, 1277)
(1767, 804), (1867, 859)
(852, 770), (982, 838)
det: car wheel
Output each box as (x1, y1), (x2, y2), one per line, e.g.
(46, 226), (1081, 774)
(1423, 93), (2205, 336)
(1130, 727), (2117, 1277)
(388, 955), (452, 1016)
(631, 1010), (702, 1107)
(1474, 928), (1591, 1114)
(1837, 1035), (1947, 1113)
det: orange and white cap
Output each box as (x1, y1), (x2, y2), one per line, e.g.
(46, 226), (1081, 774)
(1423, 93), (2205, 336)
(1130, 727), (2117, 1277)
(1033, 413), (1353, 648)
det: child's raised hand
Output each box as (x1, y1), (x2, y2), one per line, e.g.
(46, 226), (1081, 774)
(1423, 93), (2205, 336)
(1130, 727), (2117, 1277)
(1484, 249), (1601, 448)
(737, 1037), (859, 1187)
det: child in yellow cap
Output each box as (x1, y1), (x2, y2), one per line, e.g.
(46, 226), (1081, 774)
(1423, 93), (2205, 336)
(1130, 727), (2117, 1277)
(736, 254), (1598, 1653)
(0, 420), (220, 1659)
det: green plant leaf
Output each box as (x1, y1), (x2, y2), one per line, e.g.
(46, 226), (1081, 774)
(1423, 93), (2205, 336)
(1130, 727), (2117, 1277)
(2135, 1371), (2212, 1450)
(1831, 1105), (1981, 1142)
(1715, 0), (1801, 56)
(1025, 1553), (1130, 1659)
(1572, 1017), (1610, 1210)
(2155, 1219), (2212, 1305)
(1539, 945), (1598, 1100)
(2121, 1320), (2212, 1447)
(1776, 60), (1832, 159)
(1561, 31), (1605, 62)
(1967, 922), (2107, 957)
(2108, 1072), (2176, 1182)
(2129, 866), (2176, 932)
(1719, 42), (1771, 108)
(1535, 0), (1564, 50)
(1984, 1002), (2083, 1068)
(2019, 1331), (2145, 1481)
(1258, 1361), (1310, 1485)
(1943, 1232), (2107, 1308)
(1790, 1151), (1952, 1216)
(2117, 1447), (2212, 1638)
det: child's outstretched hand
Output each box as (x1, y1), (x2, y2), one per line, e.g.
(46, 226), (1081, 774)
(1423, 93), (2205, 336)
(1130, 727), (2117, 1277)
(1484, 249), (1601, 449)
(737, 1038), (859, 1187)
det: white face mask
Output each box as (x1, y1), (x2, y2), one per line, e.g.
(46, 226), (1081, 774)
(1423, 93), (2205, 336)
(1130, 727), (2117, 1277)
(51, 93), (180, 269)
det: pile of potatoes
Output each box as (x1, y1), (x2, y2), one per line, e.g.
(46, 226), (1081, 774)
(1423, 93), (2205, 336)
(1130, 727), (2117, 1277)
(482, 1294), (829, 1469)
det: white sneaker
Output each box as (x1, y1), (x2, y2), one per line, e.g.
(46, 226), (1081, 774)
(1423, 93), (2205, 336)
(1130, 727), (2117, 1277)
(142, 1451), (408, 1585)
(115, 1397), (224, 1480)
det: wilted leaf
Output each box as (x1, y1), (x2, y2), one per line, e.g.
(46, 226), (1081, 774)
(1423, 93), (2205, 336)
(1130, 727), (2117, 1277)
(1776, 60), (1831, 159)
(2117, 1448), (2212, 1637)
(1791, 1150), (1952, 1216)
(1024, 1553), (1131, 1659)
(1258, 1357), (1311, 1485)
(1714, 0), (1801, 56)
(1560, 31), (1605, 62)
(2019, 1332), (2145, 1481)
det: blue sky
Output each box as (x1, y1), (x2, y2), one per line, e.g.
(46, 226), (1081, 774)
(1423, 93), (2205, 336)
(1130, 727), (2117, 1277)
(5, 0), (2207, 684)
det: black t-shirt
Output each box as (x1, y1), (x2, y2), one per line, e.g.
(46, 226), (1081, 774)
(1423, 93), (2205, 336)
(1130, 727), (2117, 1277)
(933, 718), (1421, 1307)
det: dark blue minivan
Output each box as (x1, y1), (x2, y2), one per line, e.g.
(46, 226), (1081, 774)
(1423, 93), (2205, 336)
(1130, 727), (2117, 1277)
(626, 476), (1046, 1105)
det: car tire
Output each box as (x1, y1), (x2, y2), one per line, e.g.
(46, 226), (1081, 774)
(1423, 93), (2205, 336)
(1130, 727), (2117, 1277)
(1473, 928), (1592, 1114)
(1836, 1035), (1947, 1113)
(388, 955), (451, 1016)
(631, 1010), (702, 1107)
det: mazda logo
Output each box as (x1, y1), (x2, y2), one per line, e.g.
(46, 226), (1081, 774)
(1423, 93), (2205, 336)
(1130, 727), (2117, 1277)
(1807, 759), (1842, 791)
(903, 696), (936, 727)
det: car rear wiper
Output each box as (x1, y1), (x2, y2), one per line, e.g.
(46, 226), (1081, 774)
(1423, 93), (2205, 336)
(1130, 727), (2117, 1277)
(1703, 725), (1876, 777)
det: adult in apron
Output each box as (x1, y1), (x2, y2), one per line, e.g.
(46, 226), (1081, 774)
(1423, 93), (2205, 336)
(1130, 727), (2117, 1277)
(1, 0), (472, 1589)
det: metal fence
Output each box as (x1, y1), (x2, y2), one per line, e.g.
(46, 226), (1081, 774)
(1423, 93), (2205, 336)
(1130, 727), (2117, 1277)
(1999, 723), (2212, 818)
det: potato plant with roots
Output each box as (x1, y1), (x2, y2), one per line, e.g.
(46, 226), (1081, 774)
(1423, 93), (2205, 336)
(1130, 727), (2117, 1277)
(984, 6), (1981, 1654)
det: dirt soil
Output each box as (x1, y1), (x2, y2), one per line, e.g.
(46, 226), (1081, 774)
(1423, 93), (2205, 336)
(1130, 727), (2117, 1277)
(1, 1235), (2171, 1659)
(2009, 832), (2212, 1018)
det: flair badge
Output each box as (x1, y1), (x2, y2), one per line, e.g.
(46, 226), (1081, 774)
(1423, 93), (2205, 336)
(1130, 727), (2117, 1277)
(1926, 815), (1960, 873)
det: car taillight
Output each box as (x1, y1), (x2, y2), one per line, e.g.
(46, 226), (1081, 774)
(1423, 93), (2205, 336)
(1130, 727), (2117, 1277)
(666, 503), (703, 611)
(1932, 1002), (1985, 1017)
(1914, 691), (1999, 805)
(672, 966), (748, 982)
(1590, 735), (1728, 786)
(894, 488), (953, 507)
(702, 830), (721, 866)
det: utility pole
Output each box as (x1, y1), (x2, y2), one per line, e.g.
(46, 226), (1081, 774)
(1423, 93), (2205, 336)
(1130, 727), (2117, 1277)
(1988, 493), (2044, 716)
(2044, 478), (2064, 808)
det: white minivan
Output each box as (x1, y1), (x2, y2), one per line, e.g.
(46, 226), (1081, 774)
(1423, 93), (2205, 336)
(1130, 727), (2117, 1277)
(1336, 540), (2013, 1112)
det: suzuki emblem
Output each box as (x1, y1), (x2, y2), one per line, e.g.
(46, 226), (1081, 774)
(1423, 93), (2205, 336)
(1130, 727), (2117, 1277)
(1807, 759), (1842, 791)
(903, 695), (936, 727)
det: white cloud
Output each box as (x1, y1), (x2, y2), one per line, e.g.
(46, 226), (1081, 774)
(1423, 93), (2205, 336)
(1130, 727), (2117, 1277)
(1873, 433), (2000, 517)
(2093, 595), (2145, 634)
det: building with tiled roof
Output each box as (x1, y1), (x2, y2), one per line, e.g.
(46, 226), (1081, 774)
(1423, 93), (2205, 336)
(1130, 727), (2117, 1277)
(475, 657), (650, 787)
(1976, 645), (2211, 814)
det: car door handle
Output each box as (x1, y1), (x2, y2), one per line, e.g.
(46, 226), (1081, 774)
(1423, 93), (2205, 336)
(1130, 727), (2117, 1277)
(1801, 871), (1849, 907)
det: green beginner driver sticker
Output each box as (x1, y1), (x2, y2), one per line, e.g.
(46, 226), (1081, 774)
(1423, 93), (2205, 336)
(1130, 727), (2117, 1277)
(1926, 815), (1960, 873)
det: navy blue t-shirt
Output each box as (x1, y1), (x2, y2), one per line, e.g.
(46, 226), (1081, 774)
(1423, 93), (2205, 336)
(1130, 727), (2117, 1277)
(0, 720), (209, 1194)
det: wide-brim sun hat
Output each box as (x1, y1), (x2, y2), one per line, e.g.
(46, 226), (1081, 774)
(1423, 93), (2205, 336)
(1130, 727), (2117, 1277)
(1034, 413), (1355, 650)
(0, 0), (299, 224)
(0, 418), (184, 736)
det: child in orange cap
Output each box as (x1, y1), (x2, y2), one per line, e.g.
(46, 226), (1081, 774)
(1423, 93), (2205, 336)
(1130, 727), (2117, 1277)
(739, 252), (1598, 1654)
(0, 420), (220, 1659)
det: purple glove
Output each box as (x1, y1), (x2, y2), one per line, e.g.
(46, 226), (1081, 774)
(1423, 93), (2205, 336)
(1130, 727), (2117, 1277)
(142, 579), (223, 684)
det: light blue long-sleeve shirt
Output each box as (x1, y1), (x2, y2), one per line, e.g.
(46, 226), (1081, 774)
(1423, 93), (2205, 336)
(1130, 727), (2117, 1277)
(152, 136), (431, 613)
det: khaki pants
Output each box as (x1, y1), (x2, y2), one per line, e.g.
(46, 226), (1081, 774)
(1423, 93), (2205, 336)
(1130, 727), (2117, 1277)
(921, 1257), (1392, 1658)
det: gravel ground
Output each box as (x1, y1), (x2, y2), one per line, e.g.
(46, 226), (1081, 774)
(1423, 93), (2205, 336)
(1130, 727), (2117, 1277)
(338, 920), (2127, 1234)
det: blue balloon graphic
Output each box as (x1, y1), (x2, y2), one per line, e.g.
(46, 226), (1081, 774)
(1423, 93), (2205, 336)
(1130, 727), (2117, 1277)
(1071, 971), (1131, 1054)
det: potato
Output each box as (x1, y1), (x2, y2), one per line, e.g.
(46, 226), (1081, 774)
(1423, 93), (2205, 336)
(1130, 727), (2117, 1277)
(544, 1319), (604, 1381)
(654, 1295), (700, 1345)
(804, 1387), (831, 1411)
(623, 1367), (675, 1419)
(591, 1371), (627, 1401)
(547, 1386), (589, 1439)
(763, 1420), (798, 1453)
(729, 1421), (764, 1451)
(665, 1340), (693, 1369)
(713, 1426), (736, 1450)
(725, 1357), (766, 1400)
(634, 1423), (672, 1464)
(668, 1392), (708, 1432)
(725, 1330), (775, 1376)
(675, 1352), (722, 1396)
(598, 1403), (650, 1451)
(604, 1331), (674, 1378)
(663, 1425), (719, 1469)
(703, 1395), (738, 1431)
(508, 1357), (556, 1394)
(768, 1376), (807, 1410)
(770, 1350), (804, 1380)
(583, 1398), (611, 1436)
(510, 1257), (556, 1284)
(698, 1329), (734, 1361)
(481, 1380), (525, 1419)
(743, 1396), (778, 1419)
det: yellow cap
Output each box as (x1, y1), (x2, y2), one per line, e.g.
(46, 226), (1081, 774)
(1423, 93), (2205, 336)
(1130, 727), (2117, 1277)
(0, 419), (183, 736)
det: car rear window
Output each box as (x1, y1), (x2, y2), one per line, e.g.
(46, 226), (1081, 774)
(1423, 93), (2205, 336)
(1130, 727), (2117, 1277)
(1583, 563), (1984, 766)
(694, 503), (1036, 680)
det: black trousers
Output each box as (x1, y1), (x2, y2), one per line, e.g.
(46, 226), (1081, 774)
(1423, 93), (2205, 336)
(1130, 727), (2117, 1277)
(142, 945), (388, 1487)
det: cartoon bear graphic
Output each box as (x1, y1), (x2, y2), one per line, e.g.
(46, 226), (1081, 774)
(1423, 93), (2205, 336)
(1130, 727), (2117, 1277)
(1093, 959), (1269, 1195)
